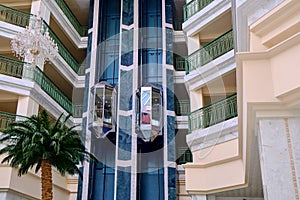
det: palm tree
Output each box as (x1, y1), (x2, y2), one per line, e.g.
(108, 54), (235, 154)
(0, 110), (95, 200)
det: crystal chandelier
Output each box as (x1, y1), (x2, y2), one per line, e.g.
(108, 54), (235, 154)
(10, 15), (58, 66)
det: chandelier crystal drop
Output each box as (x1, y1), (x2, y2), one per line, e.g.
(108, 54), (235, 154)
(10, 15), (58, 66)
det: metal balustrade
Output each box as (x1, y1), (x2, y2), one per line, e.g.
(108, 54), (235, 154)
(0, 56), (73, 114)
(0, 4), (30, 27)
(173, 18), (183, 30)
(0, 112), (16, 132)
(0, 56), (24, 78)
(44, 24), (81, 73)
(174, 57), (186, 71)
(54, 0), (88, 37)
(188, 93), (237, 133)
(176, 147), (193, 164)
(183, 0), (215, 21)
(72, 104), (83, 118)
(185, 29), (233, 74)
(0, 4), (82, 74)
(175, 100), (190, 116)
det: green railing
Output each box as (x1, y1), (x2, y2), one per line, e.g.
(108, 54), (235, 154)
(176, 147), (193, 165)
(185, 29), (233, 74)
(72, 104), (83, 118)
(0, 4), (30, 27)
(183, 0), (215, 21)
(0, 112), (16, 132)
(26, 67), (73, 114)
(188, 93), (237, 133)
(0, 4), (81, 74)
(0, 56), (24, 78)
(45, 24), (81, 73)
(174, 57), (186, 71)
(175, 100), (190, 116)
(0, 56), (72, 114)
(173, 18), (183, 30)
(54, 0), (88, 37)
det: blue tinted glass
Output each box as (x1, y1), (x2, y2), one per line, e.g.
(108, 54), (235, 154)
(139, 0), (162, 85)
(116, 167), (131, 200)
(122, 0), (134, 25)
(88, 0), (94, 29)
(121, 29), (133, 66)
(167, 116), (175, 161)
(120, 70), (133, 110)
(118, 115), (132, 160)
(166, 69), (174, 111)
(166, 28), (173, 65)
(165, 0), (173, 24)
(168, 167), (176, 200)
(97, 0), (121, 85)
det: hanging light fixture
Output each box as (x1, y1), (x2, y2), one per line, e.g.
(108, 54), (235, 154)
(10, 5), (58, 66)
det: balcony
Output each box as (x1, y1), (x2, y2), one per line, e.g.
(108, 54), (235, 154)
(188, 93), (237, 133)
(173, 18), (183, 31)
(0, 56), (72, 114)
(0, 111), (17, 132)
(0, 4), (82, 74)
(54, 0), (88, 37)
(174, 57), (186, 71)
(185, 29), (233, 75)
(183, 0), (215, 21)
(176, 147), (193, 165)
(175, 100), (190, 116)
(72, 104), (83, 118)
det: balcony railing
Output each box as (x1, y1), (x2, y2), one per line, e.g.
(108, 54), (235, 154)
(0, 112), (16, 132)
(44, 23), (81, 73)
(0, 4), (30, 27)
(0, 56), (24, 78)
(173, 18), (183, 31)
(175, 100), (190, 116)
(176, 147), (193, 165)
(185, 29), (234, 74)
(54, 0), (88, 37)
(188, 93), (237, 133)
(0, 56), (72, 114)
(0, 4), (82, 74)
(72, 104), (83, 118)
(174, 57), (186, 71)
(183, 0), (215, 21)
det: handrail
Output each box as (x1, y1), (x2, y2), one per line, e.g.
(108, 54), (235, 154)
(43, 22), (81, 73)
(72, 104), (83, 118)
(185, 29), (233, 74)
(175, 99), (190, 116)
(0, 56), (72, 114)
(183, 0), (215, 21)
(0, 4), (82, 74)
(54, 0), (88, 37)
(173, 18), (183, 31)
(174, 57), (186, 71)
(0, 56), (24, 78)
(188, 93), (237, 133)
(176, 147), (193, 164)
(0, 4), (31, 27)
(0, 111), (29, 132)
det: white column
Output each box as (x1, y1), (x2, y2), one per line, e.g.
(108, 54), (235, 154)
(16, 96), (39, 116)
(189, 88), (203, 112)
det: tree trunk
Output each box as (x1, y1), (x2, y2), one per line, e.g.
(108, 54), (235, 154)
(41, 159), (53, 200)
